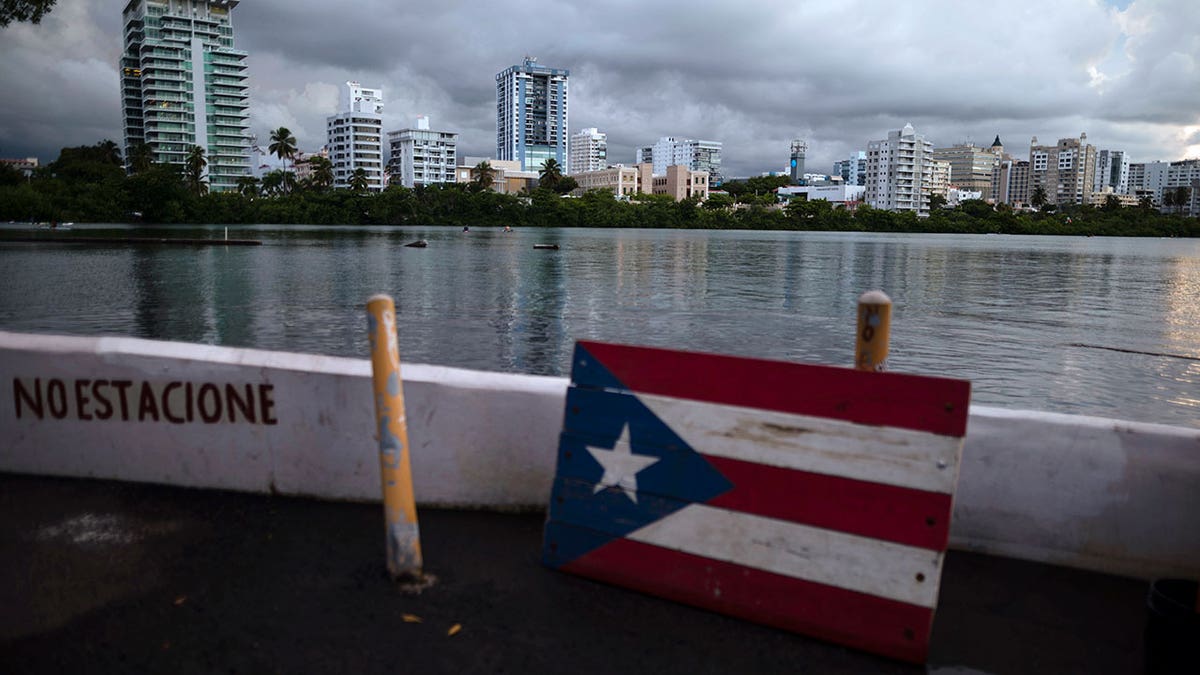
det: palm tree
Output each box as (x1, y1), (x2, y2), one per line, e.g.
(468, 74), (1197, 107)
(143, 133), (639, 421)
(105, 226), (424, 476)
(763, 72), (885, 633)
(1172, 186), (1191, 215)
(184, 145), (208, 196)
(268, 127), (297, 192)
(471, 161), (495, 192)
(129, 143), (154, 174)
(538, 157), (563, 190)
(349, 167), (369, 193)
(1162, 189), (1177, 213)
(261, 170), (284, 196)
(1030, 184), (1048, 210)
(308, 156), (334, 191)
(236, 175), (259, 198)
(98, 139), (122, 166)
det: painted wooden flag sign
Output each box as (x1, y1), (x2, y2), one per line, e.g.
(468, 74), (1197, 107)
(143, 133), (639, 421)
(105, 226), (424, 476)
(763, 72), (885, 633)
(542, 341), (971, 663)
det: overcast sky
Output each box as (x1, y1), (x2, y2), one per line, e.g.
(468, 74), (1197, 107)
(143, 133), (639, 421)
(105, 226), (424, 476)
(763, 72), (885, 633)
(1, 0), (1198, 177)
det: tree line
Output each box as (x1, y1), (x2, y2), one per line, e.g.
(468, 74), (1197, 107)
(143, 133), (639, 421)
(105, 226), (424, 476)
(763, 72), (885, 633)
(1, 138), (1197, 238)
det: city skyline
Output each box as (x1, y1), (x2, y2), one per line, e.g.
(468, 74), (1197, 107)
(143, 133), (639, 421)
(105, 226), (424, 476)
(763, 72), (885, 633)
(1, 0), (1198, 177)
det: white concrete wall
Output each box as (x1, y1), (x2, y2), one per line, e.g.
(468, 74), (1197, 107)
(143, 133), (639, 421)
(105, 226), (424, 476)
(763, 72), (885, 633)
(0, 331), (563, 508)
(2, 331), (1198, 580)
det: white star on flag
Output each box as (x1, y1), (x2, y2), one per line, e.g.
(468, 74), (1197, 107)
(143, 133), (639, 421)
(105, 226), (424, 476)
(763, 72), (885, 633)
(586, 423), (660, 504)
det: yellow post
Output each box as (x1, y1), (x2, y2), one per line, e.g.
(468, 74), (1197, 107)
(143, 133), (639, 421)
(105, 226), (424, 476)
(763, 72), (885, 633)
(855, 290), (892, 372)
(366, 294), (422, 580)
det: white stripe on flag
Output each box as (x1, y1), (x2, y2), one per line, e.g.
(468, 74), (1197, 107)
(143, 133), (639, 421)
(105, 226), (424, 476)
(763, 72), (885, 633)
(639, 393), (962, 495)
(627, 504), (944, 608)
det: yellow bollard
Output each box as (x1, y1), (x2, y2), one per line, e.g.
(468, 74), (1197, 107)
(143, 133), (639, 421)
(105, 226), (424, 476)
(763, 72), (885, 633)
(855, 290), (892, 372)
(366, 294), (422, 580)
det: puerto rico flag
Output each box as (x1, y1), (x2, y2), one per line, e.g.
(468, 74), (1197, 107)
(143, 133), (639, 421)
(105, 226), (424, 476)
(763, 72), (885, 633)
(542, 341), (971, 663)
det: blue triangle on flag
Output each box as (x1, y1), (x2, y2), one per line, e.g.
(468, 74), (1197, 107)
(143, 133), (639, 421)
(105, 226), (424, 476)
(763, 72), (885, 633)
(545, 352), (732, 568)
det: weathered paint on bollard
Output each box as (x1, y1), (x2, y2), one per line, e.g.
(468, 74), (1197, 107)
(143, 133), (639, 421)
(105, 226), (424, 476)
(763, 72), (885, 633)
(855, 290), (892, 372)
(366, 294), (422, 579)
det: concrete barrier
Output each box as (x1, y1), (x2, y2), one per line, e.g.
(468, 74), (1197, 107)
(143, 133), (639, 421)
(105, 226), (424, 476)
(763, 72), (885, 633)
(0, 331), (563, 508)
(2, 331), (1198, 580)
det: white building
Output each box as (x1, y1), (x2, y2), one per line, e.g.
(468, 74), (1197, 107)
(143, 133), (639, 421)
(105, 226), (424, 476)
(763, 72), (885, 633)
(946, 187), (983, 206)
(568, 127), (607, 174)
(833, 152), (867, 186)
(119, 0), (250, 192)
(496, 57), (569, 172)
(327, 81), (385, 192)
(777, 184), (866, 207)
(636, 136), (723, 185)
(1094, 149), (1130, 195)
(1133, 159), (1200, 214)
(386, 116), (457, 189)
(865, 123), (935, 216)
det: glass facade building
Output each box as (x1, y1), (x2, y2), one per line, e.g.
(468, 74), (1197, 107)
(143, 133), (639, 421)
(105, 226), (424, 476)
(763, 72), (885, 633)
(120, 0), (249, 192)
(496, 58), (569, 172)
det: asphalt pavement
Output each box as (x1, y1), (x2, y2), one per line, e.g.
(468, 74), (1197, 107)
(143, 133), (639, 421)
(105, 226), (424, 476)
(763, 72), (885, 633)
(0, 473), (1150, 674)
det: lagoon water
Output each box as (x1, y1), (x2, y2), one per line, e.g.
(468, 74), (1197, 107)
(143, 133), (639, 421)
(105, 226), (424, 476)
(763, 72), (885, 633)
(2, 223), (1198, 428)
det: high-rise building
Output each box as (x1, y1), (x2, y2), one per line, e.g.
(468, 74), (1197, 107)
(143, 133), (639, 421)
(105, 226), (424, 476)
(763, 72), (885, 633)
(994, 159), (1031, 207)
(496, 57), (569, 172)
(636, 137), (723, 185)
(789, 140), (807, 184)
(929, 159), (951, 201)
(1094, 149), (1130, 195)
(119, 0), (250, 192)
(1131, 159), (1200, 214)
(327, 81), (385, 192)
(932, 142), (1000, 201)
(833, 152), (867, 186)
(386, 116), (458, 189)
(1028, 134), (1097, 206)
(569, 127), (607, 174)
(865, 123), (935, 216)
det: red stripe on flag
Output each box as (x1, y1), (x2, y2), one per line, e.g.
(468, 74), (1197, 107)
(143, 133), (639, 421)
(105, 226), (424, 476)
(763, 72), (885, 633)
(704, 455), (953, 551)
(576, 341), (970, 437)
(563, 535), (933, 664)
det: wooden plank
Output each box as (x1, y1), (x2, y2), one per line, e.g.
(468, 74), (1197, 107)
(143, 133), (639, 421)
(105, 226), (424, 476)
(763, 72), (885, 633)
(548, 477), (944, 608)
(544, 521), (935, 664)
(563, 386), (964, 494)
(571, 341), (970, 437)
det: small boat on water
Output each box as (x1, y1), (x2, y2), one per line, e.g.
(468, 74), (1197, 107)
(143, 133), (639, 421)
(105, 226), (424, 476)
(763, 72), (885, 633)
(533, 244), (559, 250)
(404, 239), (428, 248)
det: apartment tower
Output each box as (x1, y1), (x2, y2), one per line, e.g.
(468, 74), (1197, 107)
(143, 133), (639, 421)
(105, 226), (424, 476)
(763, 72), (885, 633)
(119, 0), (250, 192)
(496, 57), (569, 172)
(636, 136), (723, 185)
(327, 81), (385, 191)
(833, 152), (867, 186)
(1094, 149), (1130, 195)
(1028, 134), (1097, 206)
(568, 127), (607, 174)
(387, 116), (458, 188)
(865, 123), (935, 216)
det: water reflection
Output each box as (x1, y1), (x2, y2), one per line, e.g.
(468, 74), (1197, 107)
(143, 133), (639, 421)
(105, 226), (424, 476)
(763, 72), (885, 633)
(2, 225), (1200, 427)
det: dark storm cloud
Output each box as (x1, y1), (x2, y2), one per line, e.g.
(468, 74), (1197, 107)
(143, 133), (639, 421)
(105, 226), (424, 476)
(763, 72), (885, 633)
(2, 0), (1198, 173)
